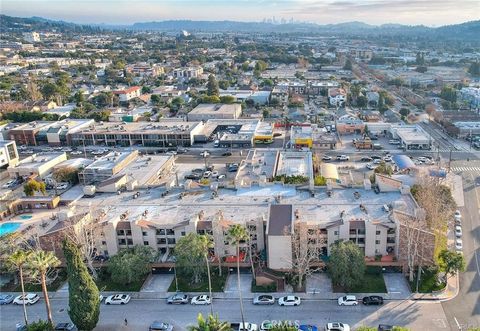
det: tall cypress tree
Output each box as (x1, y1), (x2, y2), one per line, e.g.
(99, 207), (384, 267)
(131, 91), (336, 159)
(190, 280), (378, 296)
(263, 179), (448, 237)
(62, 239), (100, 331)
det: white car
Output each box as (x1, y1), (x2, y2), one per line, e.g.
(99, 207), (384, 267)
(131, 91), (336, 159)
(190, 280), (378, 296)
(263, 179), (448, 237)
(389, 140), (400, 145)
(2, 179), (16, 189)
(322, 155), (332, 161)
(325, 322), (350, 331)
(13, 293), (40, 305)
(203, 171), (212, 178)
(337, 295), (358, 306)
(278, 295), (301, 306)
(336, 155), (350, 161)
(190, 295), (211, 305)
(211, 171), (219, 178)
(62, 147), (73, 152)
(383, 156), (392, 162)
(166, 151), (177, 156)
(70, 150), (83, 155)
(455, 238), (463, 251)
(454, 210), (462, 220)
(373, 159), (382, 164)
(104, 294), (131, 305)
(455, 225), (462, 237)
(56, 183), (69, 190)
(366, 163), (376, 170)
(91, 150), (104, 155)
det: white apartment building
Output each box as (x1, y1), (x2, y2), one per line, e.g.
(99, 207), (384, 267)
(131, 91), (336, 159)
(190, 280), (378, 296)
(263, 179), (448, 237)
(113, 86), (142, 102)
(172, 66), (204, 79)
(23, 32), (40, 43)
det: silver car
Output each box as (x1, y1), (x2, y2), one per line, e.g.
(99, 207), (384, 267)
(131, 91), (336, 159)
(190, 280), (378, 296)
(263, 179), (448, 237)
(0, 294), (14, 304)
(253, 294), (275, 305)
(166, 293), (189, 304)
(149, 321), (173, 331)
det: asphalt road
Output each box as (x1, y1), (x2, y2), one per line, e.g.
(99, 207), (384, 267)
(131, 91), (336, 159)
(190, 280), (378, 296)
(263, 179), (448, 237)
(0, 298), (451, 331)
(442, 169), (480, 330)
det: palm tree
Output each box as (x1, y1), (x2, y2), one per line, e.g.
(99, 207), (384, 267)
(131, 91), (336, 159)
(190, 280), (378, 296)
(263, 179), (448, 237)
(226, 224), (249, 327)
(198, 235), (214, 315)
(188, 313), (232, 331)
(7, 250), (31, 326)
(27, 250), (60, 325)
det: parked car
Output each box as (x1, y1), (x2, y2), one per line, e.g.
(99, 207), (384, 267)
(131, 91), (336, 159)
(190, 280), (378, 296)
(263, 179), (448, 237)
(455, 225), (463, 237)
(149, 321), (174, 331)
(166, 151), (177, 156)
(200, 151), (210, 157)
(222, 152), (232, 157)
(336, 155), (350, 161)
(360, 157), (373, 162)
(389, 140), (400, 145)
(190, 295), (211, 305)
(2, 179), (17, 189)
(253, 294), (275, 305)
(184, 174), (201, 180)
(56, 182), (69, 190)
(455, 238), (463, 251)
(0, 294), (14, 304)
(366, 163), (376, 170)
(324, 322), (350, 331)
(278, 295), (301, 306)
(322, 155), (332, 161)
(370, 155), (381, 160)
(70, 150), (82, 155)
(217, 174), (226, 180)
(337, 295), (358, 306)
(203, 171), (212, 178)
(383, 156), (392, 162)
(377, 325), (394, 331)
(454, 210), (462, 220)
(166, 293), (189, 304)
(373, 159), (382, 164)
(362, 296), (384, 305)
(260, 321), (274, 331)
(54, 323), (77, 331)
(230, 322), (258, 331)
(42, 147), (54, 152)
(299, 325), (318, 331)
(104, 294), (131, 305)
(13, 293), (40, 305)
(62, 147), (73, 152)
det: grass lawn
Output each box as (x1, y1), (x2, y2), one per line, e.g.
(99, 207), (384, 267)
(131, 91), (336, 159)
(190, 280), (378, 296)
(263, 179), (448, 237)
(168, 268), (228, 292)
(94, 268), (148, 292)
(333, 267), (387, 293)
(409, 267), (445, 293)
(0, 269), (67, 292)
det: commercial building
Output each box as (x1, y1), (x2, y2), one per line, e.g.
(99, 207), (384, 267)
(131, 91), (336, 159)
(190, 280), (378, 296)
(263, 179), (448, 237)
(8, 152), (67, 179)
(453, 122), (480, 138)
(187, 103), (242, 122)
(390, 125), (432, 150)
(253, 122), (274, 144)
(172, 66), (203, 79)
(78, 150), (139, 184)
(69, 121), (203, 148)
(23, 32), (40, 43)
(335, 116), (365, 134)
(0, 141), (19, 168)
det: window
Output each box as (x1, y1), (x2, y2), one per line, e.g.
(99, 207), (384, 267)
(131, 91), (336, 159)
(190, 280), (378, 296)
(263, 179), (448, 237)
(166, 229), (175, 236)
(142, 231), (148, 236)
(349, 229), (356, 235)
(116, 230), (125, 236)
(156, 229), (166, 236)
(101, 241), (107, 246)
(157, 238), (166, 245)
(375, 240), (380, 245)
(181, 231), (186, 236)
(143, 241), (149, 246)
(126, 230), (132, 236)
(387, 237), (395, 244)
(118, 239), (126, 245)
(387, 228), (395, 235)
(127, 239), (133, 245)
(167, 238), (176, 244)
(358, 238), (365, 244)
(358, 229), (366, 235)
(376, 230), (381, 235)
(334, 231), (339, 235)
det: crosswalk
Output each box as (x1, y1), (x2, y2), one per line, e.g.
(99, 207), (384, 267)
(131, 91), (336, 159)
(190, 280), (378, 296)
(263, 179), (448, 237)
(450, 166), (480, 173)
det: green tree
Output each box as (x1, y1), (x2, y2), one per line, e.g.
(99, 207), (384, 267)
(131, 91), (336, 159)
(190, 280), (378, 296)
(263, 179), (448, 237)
(399, 108), (410, 117)
(175, 233), (206, 284)
(343, 59), (352, 70)
(226, 225), (249, 327)
(26, 320), (54, 331)
(468, 61), (480, 76)
(27, 250), (61, 326)
(374, 161), (394, 176)
(108, 246), (156, 285)
(187, 313), (232, 331)
(218, 80), (230, 90)
(440, 86), (457, 103)
(23, 180), (47, 197)
(355, 327), (377, 331)
(198, 235), (214, 315)
(220, 95), (235, 104)
(201, 95), (221, 104)
(328, 241), (365, 291)
(416, 52), (425, 65)
(392, 327), (410, 331)
(41, 82), (58, 101)
(255, 60), (268, 72)
(356, 95), (367, 108)
(151, 94), (161, 105)
(63, 239), (100, 331)
(415, 66), (428, 73)
(53, 167), (79, 185)
(438, 249), (466, 280)
(7, 250), (32, 326)
(207, 74), (219, 96)
(270, 97), (280, 107)
(74, 91), (85, 108)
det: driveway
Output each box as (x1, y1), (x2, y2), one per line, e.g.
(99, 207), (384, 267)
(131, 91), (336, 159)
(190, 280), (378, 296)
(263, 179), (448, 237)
(141, 274), (174, 293)
(306, 273), (332, 295)
(383, 273), (411, 299)
(224, 272), (252, 295)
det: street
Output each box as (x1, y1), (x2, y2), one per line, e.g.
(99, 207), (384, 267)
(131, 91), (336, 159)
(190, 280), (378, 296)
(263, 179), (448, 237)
(0, 297), (451, 331)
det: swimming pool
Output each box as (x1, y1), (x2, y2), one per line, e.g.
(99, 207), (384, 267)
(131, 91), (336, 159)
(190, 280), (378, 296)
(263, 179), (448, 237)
(19, 215), (33, 220)
(0, 222), (21, 236)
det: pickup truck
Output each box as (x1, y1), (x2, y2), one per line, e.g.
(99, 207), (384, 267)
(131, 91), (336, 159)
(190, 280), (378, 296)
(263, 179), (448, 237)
(229, 323), (258, 331)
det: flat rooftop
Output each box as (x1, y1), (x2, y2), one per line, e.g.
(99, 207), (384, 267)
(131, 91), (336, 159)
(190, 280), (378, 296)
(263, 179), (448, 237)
(82, 151), (134, 171)
(13, 152), (65, 168)
(236, 149), (278, 186)
(275, 151), (313, 179)
(394, 126), (431, 142)
(71, 186), (414, 228)
(77, 121), (199, 135)
(118, 154), (173, 187)
(189, 103), (241, 115)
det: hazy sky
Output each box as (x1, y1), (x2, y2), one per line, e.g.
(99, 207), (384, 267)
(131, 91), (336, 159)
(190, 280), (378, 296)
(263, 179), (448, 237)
(2, 0), (479, 26)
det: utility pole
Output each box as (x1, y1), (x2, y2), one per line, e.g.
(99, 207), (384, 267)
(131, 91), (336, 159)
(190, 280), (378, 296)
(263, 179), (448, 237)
(416, 265), (422, 293)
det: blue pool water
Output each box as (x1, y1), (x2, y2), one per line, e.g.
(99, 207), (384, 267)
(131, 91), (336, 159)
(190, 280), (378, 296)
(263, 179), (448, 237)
(0, 222), (21, 236)
(19, 215), (32, 220)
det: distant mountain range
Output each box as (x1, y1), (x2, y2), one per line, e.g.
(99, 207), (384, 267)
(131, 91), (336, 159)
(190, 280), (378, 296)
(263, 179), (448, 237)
(1, 14), (480, 41)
